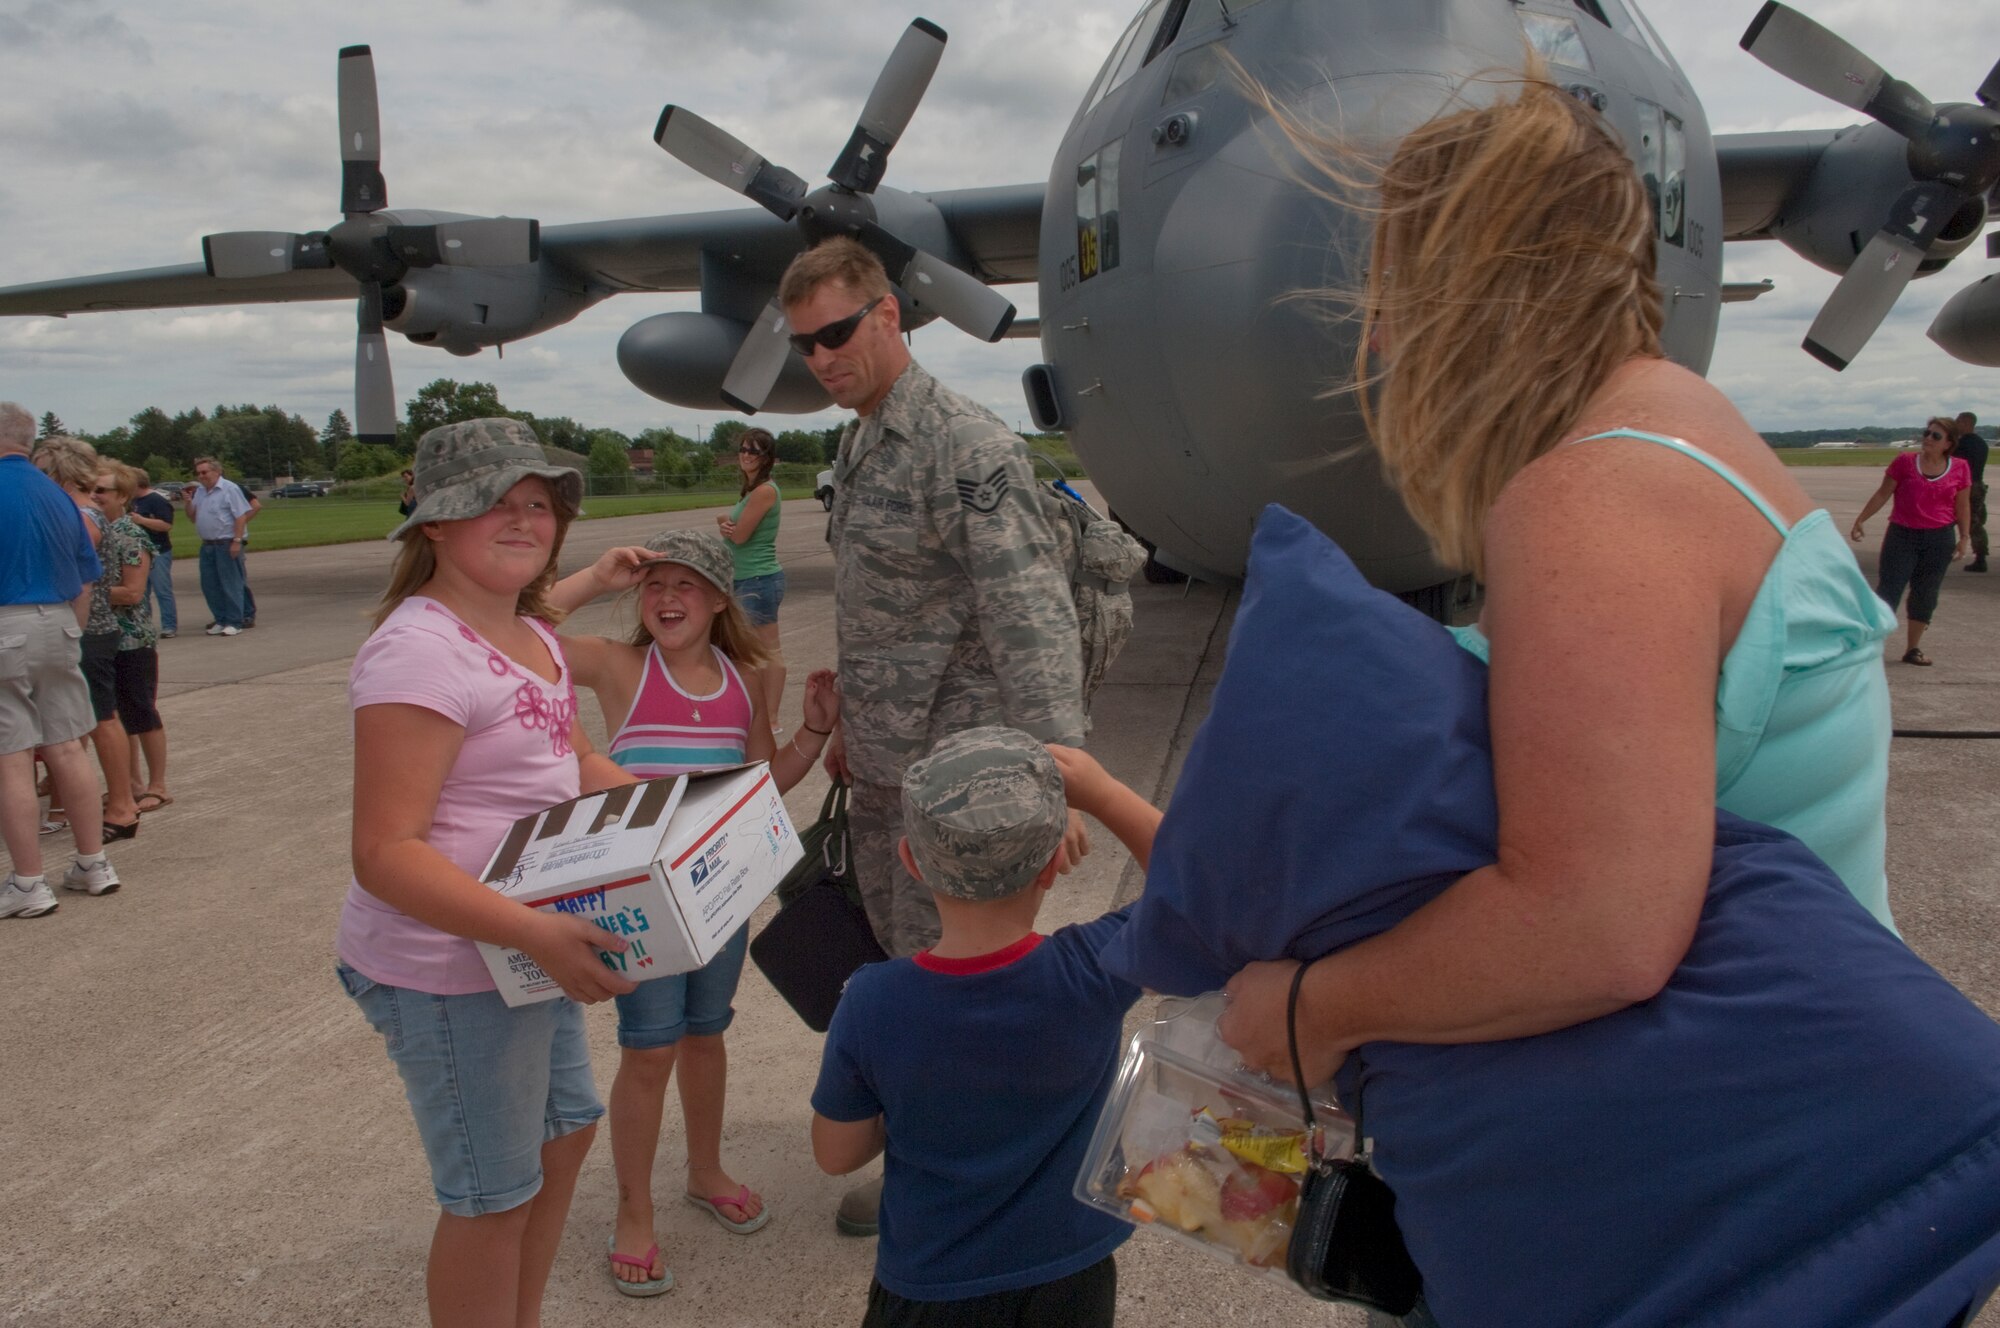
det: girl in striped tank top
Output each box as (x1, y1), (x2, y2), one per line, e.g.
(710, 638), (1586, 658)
(550, 529), (838, 1295)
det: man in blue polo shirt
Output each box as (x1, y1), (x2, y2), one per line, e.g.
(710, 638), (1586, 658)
(184, 455), (252, 635)
(0, 402), (122, 917)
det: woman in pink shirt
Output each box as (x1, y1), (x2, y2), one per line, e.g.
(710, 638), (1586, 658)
(1852, 417), (1973, 666)
(339, 419), (638, 1328)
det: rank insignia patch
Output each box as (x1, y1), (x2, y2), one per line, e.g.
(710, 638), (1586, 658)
(956, 466), (1010, 514)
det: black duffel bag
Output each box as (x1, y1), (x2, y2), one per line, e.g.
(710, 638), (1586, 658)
(749, 781), (886, 1032)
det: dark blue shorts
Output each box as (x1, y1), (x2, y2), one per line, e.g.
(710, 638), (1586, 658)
(735, 571), (785, 628)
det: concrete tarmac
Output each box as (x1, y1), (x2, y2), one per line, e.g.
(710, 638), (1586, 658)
(3, 472), (1996, 1327)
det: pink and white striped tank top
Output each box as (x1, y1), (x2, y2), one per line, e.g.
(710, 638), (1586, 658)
(607, 643), (754, 778)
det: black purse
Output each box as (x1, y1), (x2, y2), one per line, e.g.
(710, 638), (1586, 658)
(1283, 962), (1424, 1315)
(748, 781), (886, 1033)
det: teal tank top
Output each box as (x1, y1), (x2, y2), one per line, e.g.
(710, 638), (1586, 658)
(1452, 429), (1898, 930)
(729, 481), (781, 579)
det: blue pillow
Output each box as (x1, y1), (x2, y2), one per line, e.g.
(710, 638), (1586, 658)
(1103, 505), (2000, 1328)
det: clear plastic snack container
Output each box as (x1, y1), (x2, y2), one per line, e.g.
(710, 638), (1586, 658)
(1075, 991), (1356, 1284)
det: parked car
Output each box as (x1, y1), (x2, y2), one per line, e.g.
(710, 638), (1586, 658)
(155, 481), (188, 499)
(272, 482), (326, 498)
(816, 468), (836, 511)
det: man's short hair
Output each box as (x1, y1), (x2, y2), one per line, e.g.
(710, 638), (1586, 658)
(0, 402), (34, 455)
(192, 456), (221, 472)
(1959, 412), (1979, 429)
(778, 237), (892, 309)
(133, 467), (152, 488)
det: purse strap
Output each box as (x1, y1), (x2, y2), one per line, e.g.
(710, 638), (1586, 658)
(821, 779), (851, 878)
(1287, 959), (1361, 1175)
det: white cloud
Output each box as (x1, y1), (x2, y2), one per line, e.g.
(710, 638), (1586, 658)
(1, 0), (1995, 441)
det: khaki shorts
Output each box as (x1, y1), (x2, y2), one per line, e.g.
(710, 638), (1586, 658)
(0, 603), (94, 756)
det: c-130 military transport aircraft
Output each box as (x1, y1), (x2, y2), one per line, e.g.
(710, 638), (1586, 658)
(2, 0), (1997, 609)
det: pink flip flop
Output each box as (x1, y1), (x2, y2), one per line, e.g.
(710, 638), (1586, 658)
(684, 1184), (770, 1235)
(605, 1236), (673, 1297)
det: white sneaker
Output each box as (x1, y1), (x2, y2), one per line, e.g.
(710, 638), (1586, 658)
(62, 858), (121, 896)
(218, 625), (241, 637)
(205, 623), (225, 635)
(0, 874), (59, 918)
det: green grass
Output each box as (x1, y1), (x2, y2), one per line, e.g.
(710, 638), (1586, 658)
(166, 490), (744, 557)
(1774, 447), (1905, 467)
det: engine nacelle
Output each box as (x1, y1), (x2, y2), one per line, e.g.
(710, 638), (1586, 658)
(1929, 273), (2000, 367)
(1769, 122), (1988, 277)
(383, 265), (590, 356)
(617, 312), (831, 414)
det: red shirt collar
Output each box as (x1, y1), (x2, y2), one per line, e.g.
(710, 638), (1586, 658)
(913, 932), (1044, 975)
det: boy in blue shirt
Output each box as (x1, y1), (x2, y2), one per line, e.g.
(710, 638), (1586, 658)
(811, 727), (1163, 1327)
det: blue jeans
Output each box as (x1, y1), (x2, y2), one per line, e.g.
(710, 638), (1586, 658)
(146, 546), (177, 634)
(612, 923), (751, 1049)
(197, 543), (246, 628)
(337, 964), (604, 1217)
(237, 546), (256, 623)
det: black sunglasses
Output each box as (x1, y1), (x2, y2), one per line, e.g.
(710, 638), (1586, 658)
(788, 297), (883, 356)
(1925, 429), (1948, 441)
(737, 445), (766, 455)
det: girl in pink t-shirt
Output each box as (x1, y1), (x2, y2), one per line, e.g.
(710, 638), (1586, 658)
(548, 528), (838, 1295)
(338, 420), (638, 1326)
(1852, 417), (1972, 665)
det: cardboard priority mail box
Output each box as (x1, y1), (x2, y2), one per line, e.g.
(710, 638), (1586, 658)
(475, 764), (802, 1007)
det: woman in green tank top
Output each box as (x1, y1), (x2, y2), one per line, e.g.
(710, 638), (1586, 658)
(717, 427), (785, 727)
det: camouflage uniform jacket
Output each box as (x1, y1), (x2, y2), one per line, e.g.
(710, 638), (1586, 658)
(829, 361), (1085, 787)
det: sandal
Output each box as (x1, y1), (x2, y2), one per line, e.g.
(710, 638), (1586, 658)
(684, 1184), (770, 1234)
(38, 817), (67, 836)
(605, 1236), (672, 1298)
(135, 793), (173, 815)
(102, 819), (140, 843)
(1902, 648), (1933, 667)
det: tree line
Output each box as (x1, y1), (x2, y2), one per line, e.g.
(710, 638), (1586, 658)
(38, 379), (846, 487)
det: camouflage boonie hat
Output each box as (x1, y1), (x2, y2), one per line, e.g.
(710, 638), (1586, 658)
(387, 417), (583, 540)
(638, 529), (734, 595)
(901, 726), (1067, 902)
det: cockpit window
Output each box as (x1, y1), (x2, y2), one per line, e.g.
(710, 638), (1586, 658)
(1087, 0), (1177, 112)
(1164, 0), (1273, 48)
(1519, 12), (1592, 72)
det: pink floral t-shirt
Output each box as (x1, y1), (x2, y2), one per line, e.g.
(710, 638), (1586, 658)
(336, 597), (580, 994)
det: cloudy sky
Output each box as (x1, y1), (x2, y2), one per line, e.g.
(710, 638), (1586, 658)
(1, 0), (1996, 443)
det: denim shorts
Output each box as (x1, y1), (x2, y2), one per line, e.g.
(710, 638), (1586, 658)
(734, 571), (786, 628)
(613, 923), (750, 1050)
(337, 963), (605, 1217)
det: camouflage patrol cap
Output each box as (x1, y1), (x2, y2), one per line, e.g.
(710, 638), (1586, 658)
(901, 726), (1067, 902)
(387, 417), (583, 540)
(638, 529), (734, 595)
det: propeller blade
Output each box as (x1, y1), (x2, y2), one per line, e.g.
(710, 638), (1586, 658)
(1803, 181), (1962, 370)
(653, 106), (808, 221)
(718, 300), (794, 415)
(829, 18), (947, 193)
(1980, 56), (2000, 110)
(339, 44), (387, 216)
(355, 283), (398, 442)
(857, 223), (1015, 342)
(386, 218), (541, 268)
(1740, 3), (1934, 139)
(202, 231), (327, 279)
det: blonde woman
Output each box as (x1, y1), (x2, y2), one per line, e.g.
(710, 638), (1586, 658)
(1217, 56), (1904, 1199)
(92, 462), (171, 812)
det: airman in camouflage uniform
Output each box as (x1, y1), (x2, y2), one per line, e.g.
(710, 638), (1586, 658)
(780, 238), (1084, 961)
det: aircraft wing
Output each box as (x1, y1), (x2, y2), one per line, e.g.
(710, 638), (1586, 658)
(540, 182), (1045, 291)
(0, 264), (357, 316)
(1715, 130), (1840, 242)
(0, 183), (1046, 320)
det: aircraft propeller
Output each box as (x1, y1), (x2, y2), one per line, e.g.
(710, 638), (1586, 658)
(199, 46), (540, 441)
(653, 18), (1016, 413)
(1740, 2), (2000, 370)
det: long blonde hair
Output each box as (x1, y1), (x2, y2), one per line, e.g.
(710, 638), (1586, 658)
(1260, 67), (1664, 576)
(372, 487), (579, 630)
